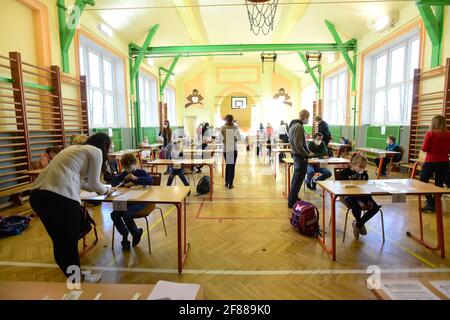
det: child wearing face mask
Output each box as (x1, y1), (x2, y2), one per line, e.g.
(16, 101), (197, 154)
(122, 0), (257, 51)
(305, 133), (332, 190)
(337, 152), (381, 240)
(110, 153), (153, 249)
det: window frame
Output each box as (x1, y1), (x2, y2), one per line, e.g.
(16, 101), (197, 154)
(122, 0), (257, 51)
(323, 68), (348, 125)
(138, 72), (159, 127)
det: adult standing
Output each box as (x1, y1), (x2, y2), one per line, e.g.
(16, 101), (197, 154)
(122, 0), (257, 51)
(288, 110), (312, 208)
(419, 115), (450, 213)
(221, 114), (241, 189)
(315, 116), (332, 147)
(279, 120), (288, 143)
(29, 132), (112, 282)
(159, 120), (173, 173)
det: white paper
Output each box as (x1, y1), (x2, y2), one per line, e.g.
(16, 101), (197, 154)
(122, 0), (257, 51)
(381, 126), (386, 135)
(429, 281), (450, 298)
(113, 201), (127, 211)
(62, 290), (83, 300)
(147, 280), (200, 300)
(80, 191), (101, 199)
(381, 280), (440, 300)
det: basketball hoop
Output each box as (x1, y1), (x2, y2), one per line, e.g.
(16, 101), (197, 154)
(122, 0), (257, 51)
(245, 0), (280, 35)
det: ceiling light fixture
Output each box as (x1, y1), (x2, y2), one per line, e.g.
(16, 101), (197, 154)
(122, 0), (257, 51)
(99, 23), (113, 37)
(369, 11), (399, 33)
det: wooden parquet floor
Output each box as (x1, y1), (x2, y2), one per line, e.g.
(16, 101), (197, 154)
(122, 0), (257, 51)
(1, 150), (450, 299)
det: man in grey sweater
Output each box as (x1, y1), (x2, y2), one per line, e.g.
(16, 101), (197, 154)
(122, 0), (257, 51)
(288, 109), (311, 208)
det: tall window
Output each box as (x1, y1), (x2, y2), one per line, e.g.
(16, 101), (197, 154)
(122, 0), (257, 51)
(139, 73), (158, 126)
(323, 69), (347, 125)
(165, 86), (177, 126)
(366, 33), (419, 125)
(301, 84), (316, 117)
(79, 36), (126, 129)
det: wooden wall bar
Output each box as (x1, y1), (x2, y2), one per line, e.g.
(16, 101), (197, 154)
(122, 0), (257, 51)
(0, 51), (89, 192)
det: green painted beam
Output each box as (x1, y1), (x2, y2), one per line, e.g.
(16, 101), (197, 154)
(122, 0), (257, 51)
(160, 56), (180, 101)
(324, 20), (356, 77)
(416, 0), (450, 5)
(0, 76), (53, 91)
(417, 4), (445, 67)
(159, 67), (175, 75)
(57, 0), (95, 73)
(130, 24), (159, 79)
(135, 73), (142, 144)
(129, 42), (357, 56)
(298, 52), (321, 96)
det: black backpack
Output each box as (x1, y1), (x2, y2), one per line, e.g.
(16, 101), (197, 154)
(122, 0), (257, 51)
(0, 215), (31, 238)
(196, 176), (210, 195)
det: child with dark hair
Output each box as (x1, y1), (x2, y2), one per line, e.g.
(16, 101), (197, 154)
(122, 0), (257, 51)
(337, 152), (381, 240)
(110, 153), (153, 249)
(374, 135), (401, 176)
(167, 141), (190, 187)
(33, 146), (62, 169)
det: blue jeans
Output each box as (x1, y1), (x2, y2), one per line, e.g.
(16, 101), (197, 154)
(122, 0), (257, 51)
(288, 154), (308, 206)
(111, 204), (146, 238)
(167, 167), (190, 186)
(306, 165), (332, 184)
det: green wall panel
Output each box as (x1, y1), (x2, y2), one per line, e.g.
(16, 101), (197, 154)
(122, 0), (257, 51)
(93, 128), (122, 151)
(329, 125), (342, 142)
(365, 125), (402, 158)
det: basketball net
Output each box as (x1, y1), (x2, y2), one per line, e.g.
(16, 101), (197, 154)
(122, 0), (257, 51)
(245, 0), (279, 35)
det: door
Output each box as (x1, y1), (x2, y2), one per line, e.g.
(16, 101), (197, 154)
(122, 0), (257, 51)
(184, 116), (196, 138)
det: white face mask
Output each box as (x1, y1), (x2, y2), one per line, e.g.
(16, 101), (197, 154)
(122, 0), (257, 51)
(302, 118), (309, 125)
(314, 140), (322, 146)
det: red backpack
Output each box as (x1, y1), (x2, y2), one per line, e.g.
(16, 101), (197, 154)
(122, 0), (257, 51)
(290, 200), (321, 237)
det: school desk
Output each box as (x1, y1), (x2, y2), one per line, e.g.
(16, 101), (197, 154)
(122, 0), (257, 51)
(81, 186), (191, 273)
(108, 149), (144, 172)
(283, 157), (350, 198)
(271, 148), (292, 177)
(355, 147), (400, 179)
(327, 142), (351, 157)
(316, 179), (449, 261)
(145, 158), (216, 201)
(141, 143), (163, 160)
(0, 281), (205, 300)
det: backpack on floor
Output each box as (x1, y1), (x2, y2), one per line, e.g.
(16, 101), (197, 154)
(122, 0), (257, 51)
(0, 215), (31, 238)
(290, 200), (321, 237)
(196, 176), (210, 195)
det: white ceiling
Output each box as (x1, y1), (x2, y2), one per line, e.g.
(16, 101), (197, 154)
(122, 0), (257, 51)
(85, 0), (412, 77)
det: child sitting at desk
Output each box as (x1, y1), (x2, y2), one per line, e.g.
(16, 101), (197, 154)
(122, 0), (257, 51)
(337, 152), (381, 240)
(374, 135), (401, 176)
(305, 133), (332, 190)
(167, 141), (190, 187)
(110, 153), (153, 249)
(32, 146), (61, 169)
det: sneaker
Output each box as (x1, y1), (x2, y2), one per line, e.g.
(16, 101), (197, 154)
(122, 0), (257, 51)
(82, 271), (102, 283)
(352, 220), (360, 240)
(121, 239), (130, 250)
(306, 181), (317, 191)
(359, 224), (368, 236)
(228, 185), (234, 189)
(132, 228), (143, 247)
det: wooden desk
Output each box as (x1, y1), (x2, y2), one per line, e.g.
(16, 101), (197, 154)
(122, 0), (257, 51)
(108, 149), (144, 172)
(316, 179), (449, 261)
(141, 144), (163, 161)
(327, 142), (350, 157)
(283, 158), (349, 198)
(356, 147), (400, 179)
(145, 159), (216, 201)
(0, 281), (205, 300)
(272, 148), (292, 177)
(81, 186), (191, 273)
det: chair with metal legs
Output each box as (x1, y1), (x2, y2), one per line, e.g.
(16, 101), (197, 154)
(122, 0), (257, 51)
(111, 172), (167, 254)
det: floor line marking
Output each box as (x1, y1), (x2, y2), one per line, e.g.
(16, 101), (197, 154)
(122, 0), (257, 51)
(1, 261), (450, 275)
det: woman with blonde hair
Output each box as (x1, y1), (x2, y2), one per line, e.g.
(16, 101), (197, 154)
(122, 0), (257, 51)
(419, 115), (450, 212)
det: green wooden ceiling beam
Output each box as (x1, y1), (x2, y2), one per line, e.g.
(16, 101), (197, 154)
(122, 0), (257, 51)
(159, 67), (175, 75)
(130, 24), (160, 79)
(298, 52), (321, 97)
(417, 4), (446, 67)
(324, 20), (356, 77)
(416, 0), (450, 5)
(129, 42), (356, 56)
(160, 56), (180, 101)
(57, 0), (95, 73)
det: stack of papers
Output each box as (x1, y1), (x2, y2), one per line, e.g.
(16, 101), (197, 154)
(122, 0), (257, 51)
(147, 280), (200, 300)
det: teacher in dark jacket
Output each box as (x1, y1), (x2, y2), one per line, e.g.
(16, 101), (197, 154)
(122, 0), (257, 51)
(315, 116), (332, 146)
(288, 109), (312, 208)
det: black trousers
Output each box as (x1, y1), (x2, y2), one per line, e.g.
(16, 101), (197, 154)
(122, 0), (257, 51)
(419, 161), (449, 207)
(344, 196), (380, 228)
(30, 190), (81, 277)
(224, 151), (238, 187)
(374, 158), (389, 175)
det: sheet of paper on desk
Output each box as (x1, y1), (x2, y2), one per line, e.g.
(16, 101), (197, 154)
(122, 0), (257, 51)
(147, 280), (200, 300)
(381, 280), (440, 300)
(429, 281), (450, 298)
(114, 190), (148, 201)
(80, 191), (99, 198)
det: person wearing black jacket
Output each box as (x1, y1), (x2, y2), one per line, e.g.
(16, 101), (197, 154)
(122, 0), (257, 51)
(288, 109), (312, 208)
(315, 116), (332, 146)
(337, 153), (381, 240)
(110, 153), (153, 249)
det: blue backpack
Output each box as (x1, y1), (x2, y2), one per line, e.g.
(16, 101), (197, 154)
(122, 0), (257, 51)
(0, 216), (31, 237)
